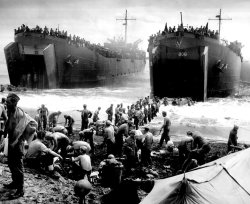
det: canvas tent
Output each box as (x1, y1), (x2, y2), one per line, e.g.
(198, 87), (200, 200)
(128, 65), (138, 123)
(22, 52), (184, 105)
(140, 148), (250, 204)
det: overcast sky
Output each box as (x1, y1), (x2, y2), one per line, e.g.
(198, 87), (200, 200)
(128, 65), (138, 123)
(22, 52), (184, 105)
(0, 0), (250, 72)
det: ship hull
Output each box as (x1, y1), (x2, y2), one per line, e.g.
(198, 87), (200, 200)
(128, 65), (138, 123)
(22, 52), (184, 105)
(4, 33), (146, 89)
(148, 33), (241, 101)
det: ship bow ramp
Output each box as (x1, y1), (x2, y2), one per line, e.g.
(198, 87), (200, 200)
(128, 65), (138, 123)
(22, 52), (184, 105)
(150, 41), (209, 101)
(4, 34), (59, 89)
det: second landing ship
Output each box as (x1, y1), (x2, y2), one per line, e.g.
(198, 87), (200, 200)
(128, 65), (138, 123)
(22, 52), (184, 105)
(148, 10), (243, 101)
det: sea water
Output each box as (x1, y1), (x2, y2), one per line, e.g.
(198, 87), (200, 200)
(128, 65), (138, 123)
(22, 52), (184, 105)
(1, 61), (250, 144)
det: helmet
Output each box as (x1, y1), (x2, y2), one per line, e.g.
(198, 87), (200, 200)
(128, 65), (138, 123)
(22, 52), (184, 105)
(107, 154), (115, 159)
(166, 140), (174, 148)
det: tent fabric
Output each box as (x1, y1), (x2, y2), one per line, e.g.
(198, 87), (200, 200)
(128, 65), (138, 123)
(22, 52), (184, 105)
(140, 148), (250, 204)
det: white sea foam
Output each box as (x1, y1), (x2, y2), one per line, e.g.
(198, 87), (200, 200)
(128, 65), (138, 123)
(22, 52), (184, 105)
(1, 64), (250, 143)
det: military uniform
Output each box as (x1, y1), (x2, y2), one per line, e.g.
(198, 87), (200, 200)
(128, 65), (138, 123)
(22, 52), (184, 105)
(4, 93), (37, 198)
(159, 116), (171, 146)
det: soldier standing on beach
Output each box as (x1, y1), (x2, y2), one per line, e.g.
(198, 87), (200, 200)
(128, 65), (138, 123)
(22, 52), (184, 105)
(37, 104), (49, 130)
(93, 107), (101, 123)
(103, 120), (115, 156)
(78, 104), (92, 131)
(114, 104), (120, 125)
(64, 115), (75, 135)
(1, 97), (7, 109)
(3, 93), (37, 198)
(159, 111), (171, 147)
(106, 104), (113, 122)
(0, 102), (8, 136)
(227, 125), (239, 153)
(115, 120), (129, 157)
(141, 126), (153, 167)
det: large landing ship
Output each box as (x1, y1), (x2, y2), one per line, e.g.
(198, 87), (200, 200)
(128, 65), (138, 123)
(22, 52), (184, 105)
(148, 10), (242, 101)
(4, 11), (146, 89)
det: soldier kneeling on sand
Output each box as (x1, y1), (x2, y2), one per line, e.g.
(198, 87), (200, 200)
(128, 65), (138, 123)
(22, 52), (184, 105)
(98, 154), (124, 188)
(181, 131), (211, 172)
(25, 131), (62, 178)
(66, 140), (91, 157)
(71, 146), (92, 181)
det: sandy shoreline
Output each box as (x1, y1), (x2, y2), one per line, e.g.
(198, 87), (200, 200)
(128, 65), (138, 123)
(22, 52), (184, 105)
(0, 100), (245, 203)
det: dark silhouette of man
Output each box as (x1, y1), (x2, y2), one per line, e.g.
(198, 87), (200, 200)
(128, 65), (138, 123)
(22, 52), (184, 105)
(3, 93), (37, 198)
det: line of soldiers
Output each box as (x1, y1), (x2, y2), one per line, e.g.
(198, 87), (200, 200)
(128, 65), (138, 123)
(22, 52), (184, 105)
(149, 23), (220, 45)
(106, 96), (161, 129)
(34, 94), (161, 137)
(15, 24), (68, 39)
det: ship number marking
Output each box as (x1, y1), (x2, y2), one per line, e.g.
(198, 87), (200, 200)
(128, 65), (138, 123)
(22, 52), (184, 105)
(176, 38), (182, 49)
(178, 52), (187, 57)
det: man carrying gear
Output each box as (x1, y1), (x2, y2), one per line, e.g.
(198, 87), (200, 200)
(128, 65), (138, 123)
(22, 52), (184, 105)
(3, 93), (38, 198)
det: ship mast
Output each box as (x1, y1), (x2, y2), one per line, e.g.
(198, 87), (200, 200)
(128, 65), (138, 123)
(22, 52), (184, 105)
(180, 12), (183, 27)
(208, 9), (232, 39)
(116, 10), (136, 43)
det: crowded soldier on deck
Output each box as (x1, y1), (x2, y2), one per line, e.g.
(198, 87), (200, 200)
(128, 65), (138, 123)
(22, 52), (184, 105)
(14, 24), (146, 61)
(148, 23), (243, 59)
